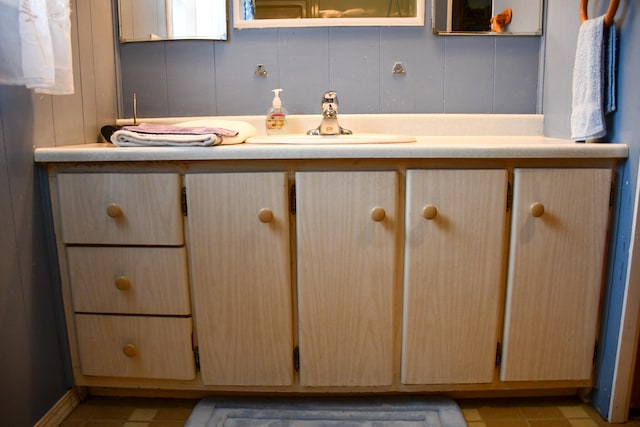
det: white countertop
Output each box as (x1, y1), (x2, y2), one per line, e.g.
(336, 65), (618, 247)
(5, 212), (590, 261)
(34, 137), (628, 162)
(33, 115), (629, 162)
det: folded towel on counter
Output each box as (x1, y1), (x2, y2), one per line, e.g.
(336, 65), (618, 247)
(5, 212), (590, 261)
(122, 122), (239, 136)
(175, 119), (257, 145)
(571, 15), (617, 141)
(111, 129), (222, 147)
(110, 121), (255, 147)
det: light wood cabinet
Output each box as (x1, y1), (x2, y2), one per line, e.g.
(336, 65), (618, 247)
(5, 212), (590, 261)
(501, 168), (612, 382)
(402, 169), (508, 384)
(186, 172), (294, 386)
(75, 315), (195, 379)
(46, 162), (615, 392)
(67, 246), (191, 315)
(295, 171), (398, 386)
(57, 173), (183, 245)
(57, 173), (196, 380)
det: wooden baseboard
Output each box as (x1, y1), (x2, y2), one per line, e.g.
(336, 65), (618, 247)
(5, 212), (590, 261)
(34, 387), (85, 427)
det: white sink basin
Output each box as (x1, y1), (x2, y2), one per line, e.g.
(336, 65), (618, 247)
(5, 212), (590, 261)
(246, 133), (417, 145)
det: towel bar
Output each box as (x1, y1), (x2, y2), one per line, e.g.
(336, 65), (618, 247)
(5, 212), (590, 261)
(580, 0), (619, 26)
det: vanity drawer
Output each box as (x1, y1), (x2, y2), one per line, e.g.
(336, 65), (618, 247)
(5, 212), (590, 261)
(75, 314), (196, 380)
(67, 246), (191, 315)
(57, 173), (184, 245)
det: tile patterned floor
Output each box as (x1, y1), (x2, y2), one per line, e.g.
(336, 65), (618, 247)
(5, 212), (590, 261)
(60, 395), (640, 427)
(60, 396), (198, 427)
(457, 397), (640, 427)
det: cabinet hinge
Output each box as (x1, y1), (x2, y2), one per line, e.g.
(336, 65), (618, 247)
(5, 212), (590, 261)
(289, 184), (296, 215)
(496, 342), (502, 367)
(293, 346), (300, 372)
(610, 179), (615, 208)
(181, 187), (188, 216)
(506, 181), (513, 212)
(194, 346), (200, 369)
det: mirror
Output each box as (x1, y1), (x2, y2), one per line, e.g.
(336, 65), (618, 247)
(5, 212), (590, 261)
(432, 0), (543, 35)
(118, 0), (227, 42)
(234, 0), (425, 28)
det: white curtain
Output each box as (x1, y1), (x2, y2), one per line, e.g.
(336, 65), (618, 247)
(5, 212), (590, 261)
(0, 0), (74, 94)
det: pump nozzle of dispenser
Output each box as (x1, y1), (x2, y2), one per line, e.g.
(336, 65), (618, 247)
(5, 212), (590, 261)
(272, 88), (283, 107)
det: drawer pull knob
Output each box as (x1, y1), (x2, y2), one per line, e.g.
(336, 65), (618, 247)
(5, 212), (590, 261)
(122, 343), (138, 357)
(106, 203), (123, 218)
(115, 276), (131, 291)
(422, 204), (438, 220)
(258, 208), (274, 223)
(530, 202), (545, 218)
(370, 207), (386, 222)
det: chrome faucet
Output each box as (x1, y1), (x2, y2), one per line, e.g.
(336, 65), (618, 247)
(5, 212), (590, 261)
(307, 91), (352, 135)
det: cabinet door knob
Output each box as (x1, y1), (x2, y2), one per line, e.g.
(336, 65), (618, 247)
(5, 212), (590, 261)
(114, 276), (131, 291)
(530, 202), (545, 217)
(122, 343), (138, 357)
(106, 203), (123, 218)
(258, 208), (274, 223)
(370, 207), (386, 222)
(422, 204), (438, 220)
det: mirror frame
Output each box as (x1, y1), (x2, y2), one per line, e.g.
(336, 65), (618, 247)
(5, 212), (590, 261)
(431, 0), (543, 36)
(118, 0), (228, 42)
(233, 0), (425, 28)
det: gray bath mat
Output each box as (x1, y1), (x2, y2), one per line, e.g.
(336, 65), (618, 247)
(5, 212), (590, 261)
(186, 396), (467, 427)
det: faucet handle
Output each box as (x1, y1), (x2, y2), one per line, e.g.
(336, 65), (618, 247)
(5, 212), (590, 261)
(322, 91), (337, 103)
(322, 91), (339, 110)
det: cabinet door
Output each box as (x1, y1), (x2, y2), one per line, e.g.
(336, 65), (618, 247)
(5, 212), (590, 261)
(402, 169), (508, 384)
(501, 168), (612, 381)
(296, 171), (398, 386)
(186, 172), (294, 386)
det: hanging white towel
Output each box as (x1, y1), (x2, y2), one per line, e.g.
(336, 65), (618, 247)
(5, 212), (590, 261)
(0, 0), (74, 95)
(571, 15), (616, 141)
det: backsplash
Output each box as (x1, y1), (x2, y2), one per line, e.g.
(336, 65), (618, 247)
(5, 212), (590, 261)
(119, 4), (542, 119)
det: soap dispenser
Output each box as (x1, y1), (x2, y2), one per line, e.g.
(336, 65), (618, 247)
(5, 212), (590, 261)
(266, 88), (288, 135)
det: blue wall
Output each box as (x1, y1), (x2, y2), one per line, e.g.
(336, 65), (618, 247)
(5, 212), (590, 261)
(593, 1), (639, 418)
(119, 4), (541, 118)
(0, 1), (114, 424)
(543, 0), (639, 419)
(0, 86), (71, 426)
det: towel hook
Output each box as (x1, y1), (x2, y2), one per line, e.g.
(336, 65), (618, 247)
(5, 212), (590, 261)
(580, 0), (619, 26)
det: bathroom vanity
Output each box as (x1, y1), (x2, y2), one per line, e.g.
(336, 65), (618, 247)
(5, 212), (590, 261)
(35, 124), (628, 397)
